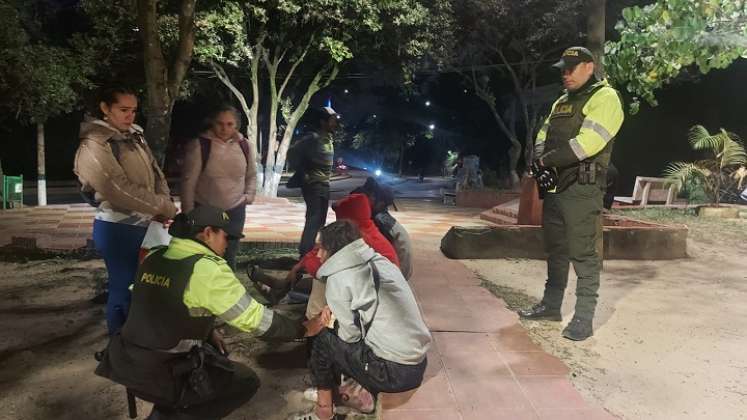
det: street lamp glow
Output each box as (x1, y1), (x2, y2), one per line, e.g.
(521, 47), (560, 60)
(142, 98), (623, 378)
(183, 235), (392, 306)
(428, 124), (435, 130)
(375, 169), (382, 177)
(344, 89), (349, 94)
(425, 100), (431, 107)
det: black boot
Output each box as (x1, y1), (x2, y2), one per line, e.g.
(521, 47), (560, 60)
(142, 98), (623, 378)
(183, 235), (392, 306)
(518, 303), (562, 321)
(562, 317), (593, 341)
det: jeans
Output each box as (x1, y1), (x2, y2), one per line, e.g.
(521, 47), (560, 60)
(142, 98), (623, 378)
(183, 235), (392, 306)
(310, 329), (427, 395)
(93, 219), (147, 335)
(223, 204), (246, 271)
(299, 183), (329, 256)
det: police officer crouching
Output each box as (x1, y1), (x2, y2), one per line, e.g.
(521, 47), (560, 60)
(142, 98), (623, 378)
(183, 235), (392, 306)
(519, 47), (624, 341)
(95, 205), (304, 419)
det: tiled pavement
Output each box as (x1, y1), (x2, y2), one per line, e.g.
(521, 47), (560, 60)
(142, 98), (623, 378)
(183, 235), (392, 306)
(0, 198), (491, 250)
(0, 198), (615, 419)
(382, 249), (616, 420)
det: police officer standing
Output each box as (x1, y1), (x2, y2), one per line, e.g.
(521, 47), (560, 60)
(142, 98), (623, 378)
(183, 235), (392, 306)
(519, 47), (624, 341)
(95, 205), (307, 419)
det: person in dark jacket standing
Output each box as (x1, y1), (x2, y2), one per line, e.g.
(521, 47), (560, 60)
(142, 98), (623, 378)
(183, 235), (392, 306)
(289, 106), (339, 257)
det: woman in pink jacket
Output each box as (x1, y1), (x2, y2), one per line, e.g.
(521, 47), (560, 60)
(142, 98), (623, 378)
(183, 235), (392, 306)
(180, 105), (257, 270)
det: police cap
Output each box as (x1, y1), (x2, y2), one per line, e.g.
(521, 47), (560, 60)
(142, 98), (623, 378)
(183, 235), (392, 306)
(171, 205), (244, 240)
(552, 47), (595, 70)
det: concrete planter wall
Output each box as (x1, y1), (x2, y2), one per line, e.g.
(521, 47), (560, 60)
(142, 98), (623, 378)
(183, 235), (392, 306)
(441, 215), (688, 260)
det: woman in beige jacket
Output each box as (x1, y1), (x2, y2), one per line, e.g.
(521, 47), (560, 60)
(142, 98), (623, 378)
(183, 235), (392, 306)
(74, 86), (177, 335)
(180, 105), (257, 269)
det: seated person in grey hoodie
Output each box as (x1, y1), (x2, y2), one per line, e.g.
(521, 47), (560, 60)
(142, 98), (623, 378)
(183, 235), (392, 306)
(295, 220), (431, 420)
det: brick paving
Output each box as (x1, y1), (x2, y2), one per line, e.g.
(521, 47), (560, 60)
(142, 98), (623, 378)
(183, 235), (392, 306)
(381, 249), (616, 420)
(0, 198), (615, 419)
(0, 198), (490, 250)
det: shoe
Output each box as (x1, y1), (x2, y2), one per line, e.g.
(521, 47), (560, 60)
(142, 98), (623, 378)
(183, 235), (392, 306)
(562, 318), (593, 341)
(91, 291), (108, 305)
(337, 378), (375, 414)
(518, 304), (562, 321)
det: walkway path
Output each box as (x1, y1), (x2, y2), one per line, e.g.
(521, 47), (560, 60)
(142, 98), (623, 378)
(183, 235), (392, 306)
(0, 198), (489, 250)
(0, 199), (615, 419)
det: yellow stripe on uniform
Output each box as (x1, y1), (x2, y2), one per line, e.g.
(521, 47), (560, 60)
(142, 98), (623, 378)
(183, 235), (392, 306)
(569, 87), (624, 160)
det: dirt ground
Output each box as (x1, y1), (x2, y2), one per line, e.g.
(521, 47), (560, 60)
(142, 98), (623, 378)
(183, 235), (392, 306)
(0, 251), (365, 420)
(466, 209), (747, 420)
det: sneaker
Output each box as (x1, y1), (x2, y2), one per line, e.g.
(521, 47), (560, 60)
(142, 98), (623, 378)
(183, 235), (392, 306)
(562, 318), (593, 341)
(518, 303), (562, 321)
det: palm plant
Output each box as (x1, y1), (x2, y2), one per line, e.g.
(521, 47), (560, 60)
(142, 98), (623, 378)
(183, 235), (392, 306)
(663, 125), (747, 206)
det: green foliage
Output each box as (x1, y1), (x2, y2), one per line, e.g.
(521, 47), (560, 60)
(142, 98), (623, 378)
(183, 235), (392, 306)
(194, 0), (436, 82)
(678, 176), (710, 204)
(663, 125), (747, 205)
(606, 0), (747, 113)
(0, 1), (95, 123)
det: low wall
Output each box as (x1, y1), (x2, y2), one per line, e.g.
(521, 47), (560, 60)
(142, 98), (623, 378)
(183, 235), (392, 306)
(441, 215), (688, 260)
(456, 190), (519, 209)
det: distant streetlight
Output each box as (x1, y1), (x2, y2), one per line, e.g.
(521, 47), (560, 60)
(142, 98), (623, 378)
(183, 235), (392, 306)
(428, 123), (435, 130)
(463, 89), (468, 94)
(372, 114), (377, 119)
(425, 100), (431, 107)
(344, 89), (349, 94)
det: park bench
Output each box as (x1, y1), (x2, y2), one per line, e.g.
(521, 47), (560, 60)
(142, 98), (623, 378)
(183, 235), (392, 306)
(441, 188), (456, 205)
(616, 176), (679, 207)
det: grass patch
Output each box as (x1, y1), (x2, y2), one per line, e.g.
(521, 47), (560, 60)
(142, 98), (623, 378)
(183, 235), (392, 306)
(613, 208), (747, 248)
(478, 276), (538, 311)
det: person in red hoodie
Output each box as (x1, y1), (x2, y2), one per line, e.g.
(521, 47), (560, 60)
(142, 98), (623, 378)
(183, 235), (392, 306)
(300, 193), (400, 321)
(249, 194), (399, 320)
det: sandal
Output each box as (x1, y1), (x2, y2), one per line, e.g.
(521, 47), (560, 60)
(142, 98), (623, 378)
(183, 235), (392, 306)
(337, 378), (375, 414)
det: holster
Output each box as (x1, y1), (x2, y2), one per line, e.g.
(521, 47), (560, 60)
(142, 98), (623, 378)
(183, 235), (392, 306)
(577, 162), (597, 185)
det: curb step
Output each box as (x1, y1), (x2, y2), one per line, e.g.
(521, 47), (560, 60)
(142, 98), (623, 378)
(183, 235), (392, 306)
(480, 211), (517, 225)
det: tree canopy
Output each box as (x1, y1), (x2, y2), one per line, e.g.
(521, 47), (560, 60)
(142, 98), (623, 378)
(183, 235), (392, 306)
(192, 0), (438, 195)
(0, 0), (94, 124)
(606, 0), (747, 114)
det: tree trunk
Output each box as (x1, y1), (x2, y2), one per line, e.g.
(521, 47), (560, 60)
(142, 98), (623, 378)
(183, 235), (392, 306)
(261, 52), (281, 197)
(210, 59), (262, 195)
(136, 0), (196, 167)
(259, 64), (338, 197)
(36, 122), (47, 206)
(587, 0), (606, 78)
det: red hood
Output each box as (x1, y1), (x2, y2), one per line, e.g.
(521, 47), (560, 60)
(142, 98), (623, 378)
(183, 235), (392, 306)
(333, 193), (373, 228)
(301, 193), (399, 278)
